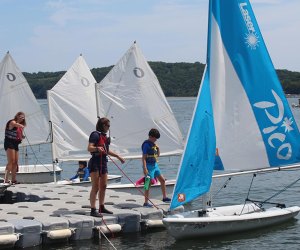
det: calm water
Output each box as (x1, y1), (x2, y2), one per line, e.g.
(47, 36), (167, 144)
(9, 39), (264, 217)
(2, 97), (300, 249)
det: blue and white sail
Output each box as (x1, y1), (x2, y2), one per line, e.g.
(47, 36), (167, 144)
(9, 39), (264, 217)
(170, 0), (300, 210)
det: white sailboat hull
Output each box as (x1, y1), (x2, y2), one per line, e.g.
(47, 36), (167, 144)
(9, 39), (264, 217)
(163, 204), (300, 240)
(107, 179), (176, 200)
(52, 174), (122, 187)
(0, 165), (62, 184)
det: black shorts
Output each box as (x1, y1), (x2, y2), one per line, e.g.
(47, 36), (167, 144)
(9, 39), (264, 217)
(88, 158), (108, 175)
(4, 138), (20, 151)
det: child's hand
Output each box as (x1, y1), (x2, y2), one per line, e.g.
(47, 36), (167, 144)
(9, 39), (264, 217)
(143, 168), (148, 176)
(118, 156), (125, 164)
(97, 147), (106, 154)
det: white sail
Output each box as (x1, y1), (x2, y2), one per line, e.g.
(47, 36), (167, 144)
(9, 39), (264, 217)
(47, 55), (98, 161)
(96, 42), (184, 159)
(0, 52), (50, 149)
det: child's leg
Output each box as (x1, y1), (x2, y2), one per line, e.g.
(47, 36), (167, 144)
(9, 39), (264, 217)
(144, 189), (150, 204)
(157, 174), (167, 198)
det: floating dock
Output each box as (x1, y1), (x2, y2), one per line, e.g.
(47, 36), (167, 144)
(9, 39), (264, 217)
(0, 183), (182, 248)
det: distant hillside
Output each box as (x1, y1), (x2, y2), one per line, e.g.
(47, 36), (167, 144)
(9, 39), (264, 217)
(23, 62), (300, 99)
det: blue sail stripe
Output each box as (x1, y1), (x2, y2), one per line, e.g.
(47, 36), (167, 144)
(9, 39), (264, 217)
(212, 0), (300, 167)
(169, 0), (300, 211)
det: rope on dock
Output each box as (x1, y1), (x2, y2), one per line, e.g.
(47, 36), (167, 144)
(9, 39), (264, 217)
(98, 227), (118, 250)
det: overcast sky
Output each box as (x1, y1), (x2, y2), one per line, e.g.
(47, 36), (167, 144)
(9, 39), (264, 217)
(1, 0), (299, 73)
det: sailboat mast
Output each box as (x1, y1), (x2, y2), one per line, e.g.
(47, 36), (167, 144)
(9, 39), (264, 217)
(95, 82), (101, 119)
(47, 90), (57, 183)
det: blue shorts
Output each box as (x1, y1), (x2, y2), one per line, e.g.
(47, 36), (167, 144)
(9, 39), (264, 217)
(146, 162), (161, 179)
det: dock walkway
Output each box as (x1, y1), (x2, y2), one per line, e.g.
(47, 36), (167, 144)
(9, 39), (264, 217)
(0, 183), (182, 248)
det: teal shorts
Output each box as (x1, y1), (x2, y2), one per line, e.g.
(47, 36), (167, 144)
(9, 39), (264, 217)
(146, 162), (161, 179)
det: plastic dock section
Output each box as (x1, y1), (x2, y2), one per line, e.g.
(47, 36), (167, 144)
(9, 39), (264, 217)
(0, 184), (182, 248)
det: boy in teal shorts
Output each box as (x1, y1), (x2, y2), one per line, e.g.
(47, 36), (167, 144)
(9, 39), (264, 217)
(142, 128), (171, 207)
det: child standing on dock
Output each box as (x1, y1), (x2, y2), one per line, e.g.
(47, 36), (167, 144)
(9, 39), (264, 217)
(4, 111), (26, 184)
(87, 117), (125, 217)
(142, 128), (171, 207)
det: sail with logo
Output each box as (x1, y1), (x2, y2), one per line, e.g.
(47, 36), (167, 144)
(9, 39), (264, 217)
(47, 55), (99, 161)
(95, 41), (184, 159)
(0, 52), (62, 184)
(0, 52), (50, 148)
(163, 0), (300, 240)
(47, 55), (122, 185)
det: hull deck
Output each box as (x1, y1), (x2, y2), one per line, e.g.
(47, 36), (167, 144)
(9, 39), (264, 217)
(163, 204), (300, 240)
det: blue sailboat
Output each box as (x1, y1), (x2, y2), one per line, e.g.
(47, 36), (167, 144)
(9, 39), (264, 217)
(163, 0), (300, 239)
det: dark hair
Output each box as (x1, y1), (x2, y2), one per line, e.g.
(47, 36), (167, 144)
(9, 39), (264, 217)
(96, 117), (110, 132)
(78, 161), (87, 167)
(148, 128), (160, 139)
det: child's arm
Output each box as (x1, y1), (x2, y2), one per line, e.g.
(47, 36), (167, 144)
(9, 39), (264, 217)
(156, 144), (160, 157)
(142, 154), (148, 176)
(70, 173), (78, 180)
(108, 150), (125, 163)
(82, 168), (90, 181)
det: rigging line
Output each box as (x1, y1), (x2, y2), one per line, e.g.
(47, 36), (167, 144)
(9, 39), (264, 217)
(261, 175), (300, 205)
(120, 158), (131, 171)
(100, 138), (117, 237)
(107, 154), (159, 210)
(210, 177), (232, 201)
(240, 173), (257, 215)
(22, 131), (52, 171)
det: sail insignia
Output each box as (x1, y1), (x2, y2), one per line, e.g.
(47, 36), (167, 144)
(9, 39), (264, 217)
(0, 53), (50, 149)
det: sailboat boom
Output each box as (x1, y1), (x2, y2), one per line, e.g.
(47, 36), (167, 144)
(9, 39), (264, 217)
(213, 164), (300, 179)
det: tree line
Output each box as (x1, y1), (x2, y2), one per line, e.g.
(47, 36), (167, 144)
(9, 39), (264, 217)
(23, 62), (300, 99)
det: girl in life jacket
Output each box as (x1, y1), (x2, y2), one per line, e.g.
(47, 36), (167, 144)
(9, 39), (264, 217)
(4, 111), (26, 184)
(87, 117), (125, 217)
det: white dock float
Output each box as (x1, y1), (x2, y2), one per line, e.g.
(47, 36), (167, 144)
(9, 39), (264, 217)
(0, 222), (18, 248)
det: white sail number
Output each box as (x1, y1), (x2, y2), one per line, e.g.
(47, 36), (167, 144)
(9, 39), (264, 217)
(253, 90), (293, 160)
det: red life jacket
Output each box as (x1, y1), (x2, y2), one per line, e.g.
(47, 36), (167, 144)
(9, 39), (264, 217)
(95, 132), (110, 154)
